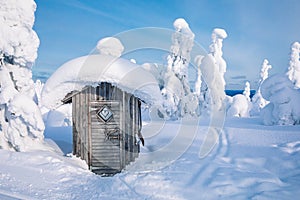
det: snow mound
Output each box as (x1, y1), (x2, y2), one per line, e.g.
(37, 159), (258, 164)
(0, 0), (39, 66)
(96, 37), (124, 57)
(41, 54), (162, 109)
(260, 74), (300, 125)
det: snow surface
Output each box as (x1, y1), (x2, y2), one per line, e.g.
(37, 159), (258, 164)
(41, 54), (162, 110)
(1, 117), (300, 199)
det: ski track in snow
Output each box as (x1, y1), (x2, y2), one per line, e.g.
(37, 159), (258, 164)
(1, 118), (300, 199)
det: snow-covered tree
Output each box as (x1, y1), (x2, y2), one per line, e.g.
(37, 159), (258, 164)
(260, 43), (300, 125)
(194, 55), (204, 97)
(162, 18), (197, 119)
(0, 0), (45, 151)
(209, 28), (228, 88)
(260, 74), (300, 125)
(243, 81), (251, 101)
(227, 81), (251, 118)
(286, 42), (300, 88)
(251, 59), (272, 116)
(199, 28), (228, 114)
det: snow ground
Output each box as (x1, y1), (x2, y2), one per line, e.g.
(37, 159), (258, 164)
(1, 117), (300, 200)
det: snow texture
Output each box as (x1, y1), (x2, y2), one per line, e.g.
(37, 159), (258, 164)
(46, 104), (72, 127)
(96, 37), (124, 58)
(0, 0), (39, 66)
(1, 117), (300, 199)
(41, 54), (162, 110)
(286, 41), (300, 89)
(251, 59), (272, 116)
(0, 0), (45, 151)
(260, 74), (300, 125)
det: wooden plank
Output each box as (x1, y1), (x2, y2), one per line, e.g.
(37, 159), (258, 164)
(87, 87), (91, 166)
(132, 96), (136, 160)
(119, 89), (125, 169)
(72, 95), (77, 156)
(87, 87), (90, 163)
(91, 162), (121, 167)
(80, 90), (84, 160)
(76, 93), (81, 157)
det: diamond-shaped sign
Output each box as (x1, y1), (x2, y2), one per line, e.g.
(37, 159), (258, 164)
(97, 106), (113, 122)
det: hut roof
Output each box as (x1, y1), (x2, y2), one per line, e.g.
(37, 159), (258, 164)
(41, 54), (162, 109)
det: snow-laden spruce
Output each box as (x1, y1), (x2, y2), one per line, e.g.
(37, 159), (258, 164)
(0, 0), (45, 151)
(198, 28), (228, 114)
(260, 43), (300, 125)
(227, 81), (252, 118)
(251, 59), (272, 116)
(260, 74), (300, 125)
(286, 41), (300, 89)
(41, 37), (162, 111)
(162, 18), (197, 119)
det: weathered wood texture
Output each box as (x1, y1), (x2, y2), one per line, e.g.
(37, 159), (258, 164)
(71, 83), (141, 176)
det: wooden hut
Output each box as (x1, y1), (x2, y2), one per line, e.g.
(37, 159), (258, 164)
(42, 54), (161, 176)
(63, 82), (143, 175)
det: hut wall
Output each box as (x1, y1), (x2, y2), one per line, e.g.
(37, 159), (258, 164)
(72, 83), (141, 175)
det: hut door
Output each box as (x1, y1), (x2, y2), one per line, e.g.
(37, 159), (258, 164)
(90, 101), (122, 174)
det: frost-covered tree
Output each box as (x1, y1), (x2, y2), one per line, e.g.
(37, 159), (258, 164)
(210, 28), (228, 88)
(260, 75), (300, 125)
(199, 28), (228, 114)
(0, 0), (45, 151)
(286, 42), (300, 88)
(260, 43), (300, 125)
(251, 59), (272, 116)
(162, 18), (197, 119)
(243, 81), (251, 101)
(194, 55), (204, 97)
(227, 81), (251, 118)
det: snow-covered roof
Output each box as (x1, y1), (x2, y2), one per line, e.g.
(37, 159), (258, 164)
(41, 54), (162, 109)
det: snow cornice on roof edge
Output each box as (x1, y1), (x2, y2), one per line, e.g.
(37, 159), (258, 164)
(41, 54), (162, 109)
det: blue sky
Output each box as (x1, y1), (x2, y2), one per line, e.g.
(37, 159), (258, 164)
(33, 0), (300, 89)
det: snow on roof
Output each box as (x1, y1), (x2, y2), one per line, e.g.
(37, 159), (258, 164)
(41, 54), (162, 109)
(96, 37), (124, 57)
